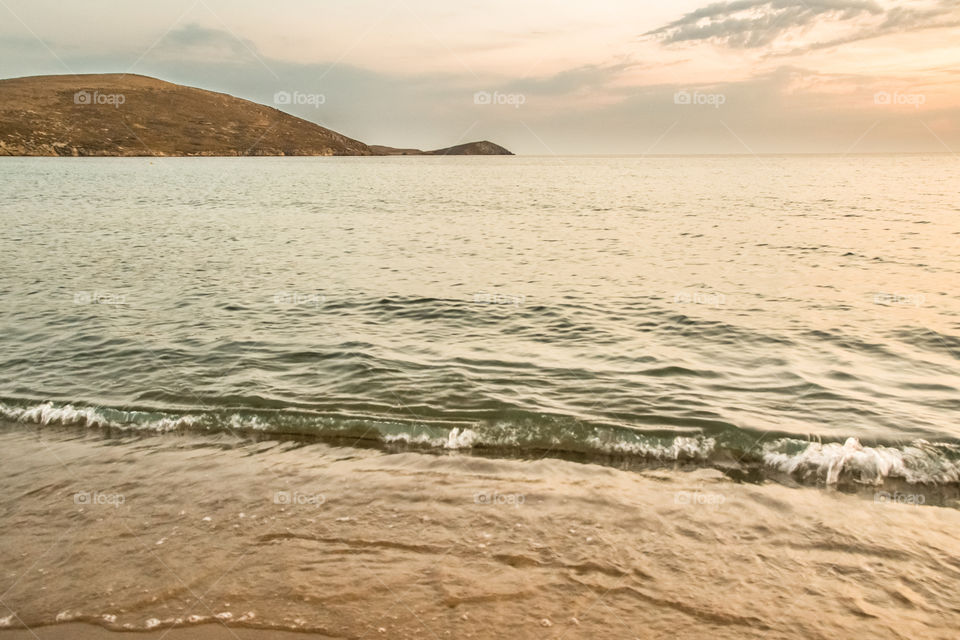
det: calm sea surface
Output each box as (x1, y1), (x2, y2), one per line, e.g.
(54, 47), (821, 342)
(1, 155), (958, 483)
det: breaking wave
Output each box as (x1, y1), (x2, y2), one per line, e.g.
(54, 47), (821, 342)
(3, 399), (959, 488)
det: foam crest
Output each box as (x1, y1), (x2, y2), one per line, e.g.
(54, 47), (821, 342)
(763, 437), (960, 485)
(0, 401), (200, 431)
(3, 399), (960, 487)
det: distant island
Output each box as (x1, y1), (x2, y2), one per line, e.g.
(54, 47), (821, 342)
(0, 74), (513, 157)
(369, 141), (513, 156)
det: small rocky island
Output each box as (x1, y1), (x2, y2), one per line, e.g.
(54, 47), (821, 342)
(0, 74), (513, 157)
(370, 141), (513, 156)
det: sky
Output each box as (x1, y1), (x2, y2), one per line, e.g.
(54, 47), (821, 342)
(1, 0), (958, 154)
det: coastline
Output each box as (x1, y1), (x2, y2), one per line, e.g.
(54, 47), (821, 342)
(3, 400), (960, 501)
(3, 425), (959, 639)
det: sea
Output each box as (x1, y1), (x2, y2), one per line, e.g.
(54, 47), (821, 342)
(1, 155), (959, 638)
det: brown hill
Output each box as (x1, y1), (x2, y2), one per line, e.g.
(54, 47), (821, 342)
(0, 74), (371, 156)
(370, 141), (514, 156)
(425, 141), (513, 155)
(0, 74), (512, 157)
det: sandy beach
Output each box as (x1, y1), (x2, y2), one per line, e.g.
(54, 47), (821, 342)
(2, 425), (959, 640)
(0, 624), (329, 640)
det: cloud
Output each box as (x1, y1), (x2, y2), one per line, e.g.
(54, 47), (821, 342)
(157, 24), (262, 63)
(646, 0), (882, 48)
(646, 0), (959, 51)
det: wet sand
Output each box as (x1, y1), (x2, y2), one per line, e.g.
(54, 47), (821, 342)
(0, 623), (334, 639)
(2, 425), (960, 639)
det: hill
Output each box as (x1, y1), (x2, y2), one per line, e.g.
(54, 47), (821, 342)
(0, 74), (511, 157)
(369, 141), (514, 156)
(425, 141), (513, 155)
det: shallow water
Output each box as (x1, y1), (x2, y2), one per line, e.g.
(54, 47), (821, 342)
(2, 427), (960, 639)
(1, 156), (958, 486)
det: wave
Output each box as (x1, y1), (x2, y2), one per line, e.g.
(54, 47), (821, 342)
(2, 399), (959, 488)
(762, 437), (960, 485)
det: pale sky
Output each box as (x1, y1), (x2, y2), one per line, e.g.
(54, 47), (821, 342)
(1, 0), (958, 154)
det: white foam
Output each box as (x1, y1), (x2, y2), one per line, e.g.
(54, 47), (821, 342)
(587, 435), (717, 460)
(382, 432), (439, 446)
(763, 437), (960, 485)
(382, 427), (480, 449)
(0, 401), (200, 431)
(2, 402), (112, 428)
(445, 427), (479, 449)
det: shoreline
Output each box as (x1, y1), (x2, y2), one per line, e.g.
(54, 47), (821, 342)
(2, 411), (959, 503)
(2, 427), (960, 639)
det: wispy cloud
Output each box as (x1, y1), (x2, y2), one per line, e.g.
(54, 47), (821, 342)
(158, 24), (261, 62)
(646, 0), (959, 51)
(646, 0), (882, 48)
